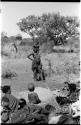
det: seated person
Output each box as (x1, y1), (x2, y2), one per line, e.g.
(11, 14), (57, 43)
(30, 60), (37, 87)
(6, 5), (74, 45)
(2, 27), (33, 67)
(57, 82), (78, 106)
(28, 83), (41, 104)
(1, 110), (10, 123)
(1, 96), (11, 123)
(9, 101), (49, 123)
(64, 82), (78, 102)
(1, 85), (20, 113)
(1, 96), (10, 111)
(18, 98), (27, 110)
(45, 104), (56, 113)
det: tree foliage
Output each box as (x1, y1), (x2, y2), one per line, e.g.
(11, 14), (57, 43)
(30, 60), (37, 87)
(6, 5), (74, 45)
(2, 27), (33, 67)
(17, 13), (80, 46)
(17, 15), (40, 42)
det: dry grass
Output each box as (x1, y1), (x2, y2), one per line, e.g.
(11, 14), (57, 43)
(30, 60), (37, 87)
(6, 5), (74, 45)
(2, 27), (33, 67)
(1, 52), (79, 92)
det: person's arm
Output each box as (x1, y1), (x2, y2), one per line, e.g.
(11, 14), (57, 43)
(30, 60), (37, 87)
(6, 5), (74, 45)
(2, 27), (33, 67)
(27, 53), (34, 61)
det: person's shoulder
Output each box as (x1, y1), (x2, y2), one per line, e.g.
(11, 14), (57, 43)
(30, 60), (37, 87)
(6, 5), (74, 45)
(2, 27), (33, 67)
(31, 92), (38, 95)
(33, 92), (40, 99)
(28, 91), (36, 95)
(9, 94), (19, 101)
(28, 92), (38, 97)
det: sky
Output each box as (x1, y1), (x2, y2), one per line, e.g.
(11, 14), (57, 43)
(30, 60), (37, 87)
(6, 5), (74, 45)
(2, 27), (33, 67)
(1, 2), (80, 38)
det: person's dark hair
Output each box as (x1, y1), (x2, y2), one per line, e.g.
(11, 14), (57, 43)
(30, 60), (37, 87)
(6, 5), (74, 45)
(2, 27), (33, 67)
(69, 83), (76, 93)
(1, 85), (11, 94)
(33, 42), (39, 53)
(64, 82), (77, 96)
(18, 98), (26, 109)
(45, 104), (56, 113)
(64, 82), (69, 85)
(20, 98), (26, 105)
(28, 83), (35, 92)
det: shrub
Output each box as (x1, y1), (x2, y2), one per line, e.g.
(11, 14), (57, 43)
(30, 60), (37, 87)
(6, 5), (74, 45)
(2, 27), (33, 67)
(2, 70), (17, 79)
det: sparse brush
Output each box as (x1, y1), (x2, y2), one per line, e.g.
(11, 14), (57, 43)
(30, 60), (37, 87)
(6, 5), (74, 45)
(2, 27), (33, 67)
(2, 70), (17, 79)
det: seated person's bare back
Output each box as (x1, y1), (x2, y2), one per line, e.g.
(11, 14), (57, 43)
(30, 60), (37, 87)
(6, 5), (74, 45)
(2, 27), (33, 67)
(28, 83), (41, 104)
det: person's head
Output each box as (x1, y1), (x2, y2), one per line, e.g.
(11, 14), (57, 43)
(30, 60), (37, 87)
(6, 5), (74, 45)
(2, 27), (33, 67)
(1, 85), (11, 94)
(1, 110), (9, 123)
(19, 98), (26, 109)
(45, 104), (56, 113)
(64, 82), (69, 85)
(28, 83), (35, 92)
(1, 96), (9, 108)
(64, 82), (77, 94)
(33, 47), (39, 53)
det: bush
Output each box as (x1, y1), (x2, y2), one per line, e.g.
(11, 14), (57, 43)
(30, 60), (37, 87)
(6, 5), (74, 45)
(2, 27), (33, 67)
(2, 70), (17, 79)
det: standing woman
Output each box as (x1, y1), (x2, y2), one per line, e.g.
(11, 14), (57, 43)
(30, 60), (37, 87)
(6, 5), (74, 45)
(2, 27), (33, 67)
(27, 44), (40, 80)
(27, 43), (45, 81)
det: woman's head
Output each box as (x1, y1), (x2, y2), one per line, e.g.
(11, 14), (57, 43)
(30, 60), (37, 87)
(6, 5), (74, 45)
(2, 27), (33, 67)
(33, 43), (39, 53)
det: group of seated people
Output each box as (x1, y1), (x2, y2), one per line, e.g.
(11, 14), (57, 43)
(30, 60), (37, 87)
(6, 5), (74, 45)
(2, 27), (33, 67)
(1, 83), (55, 123)
(1, 81), (80, 124)
(56, 81), (80, 106)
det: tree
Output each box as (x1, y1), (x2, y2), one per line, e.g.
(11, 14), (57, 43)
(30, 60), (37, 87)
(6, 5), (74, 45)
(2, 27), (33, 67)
(17, 13), (80, 46)
(17, 15), (40, 42)
(41, 13), (68, 45)
(41, 13), (79, 45)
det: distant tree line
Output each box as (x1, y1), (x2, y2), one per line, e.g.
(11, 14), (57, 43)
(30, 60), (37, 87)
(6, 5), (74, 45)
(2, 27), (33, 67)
(1, 32), (22, 46)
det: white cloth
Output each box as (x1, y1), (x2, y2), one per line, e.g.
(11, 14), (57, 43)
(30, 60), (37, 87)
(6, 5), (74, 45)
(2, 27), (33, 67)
(70, 99), (80, 117)
(48, 113), (61, 124)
